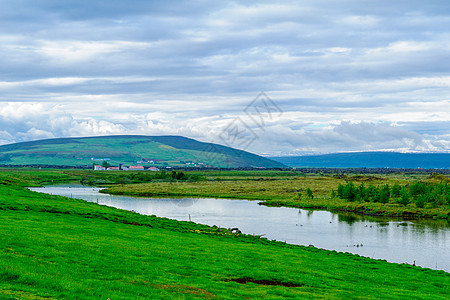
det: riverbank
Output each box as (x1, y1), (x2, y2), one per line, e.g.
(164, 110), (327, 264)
(2, 167), (447, 219)
(1, 169), (449, 298)
(102, 173), (449, 219)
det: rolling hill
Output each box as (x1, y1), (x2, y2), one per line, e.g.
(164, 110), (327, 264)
(0, 135), (285, 169)
(271, 152), (450, 169)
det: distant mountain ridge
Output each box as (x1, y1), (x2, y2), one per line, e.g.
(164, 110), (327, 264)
(0, 135), (285, 168)
(271, 152), (450, 169)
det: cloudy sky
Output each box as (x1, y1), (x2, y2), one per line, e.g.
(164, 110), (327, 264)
(0, 0), (449, 156)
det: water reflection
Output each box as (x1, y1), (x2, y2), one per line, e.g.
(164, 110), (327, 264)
(29, 185), (449, 272)
(337, 213), (359, 225)
(169, 198), (199, 208)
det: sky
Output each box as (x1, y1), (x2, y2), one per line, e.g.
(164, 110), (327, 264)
(0, 0), (449, 156)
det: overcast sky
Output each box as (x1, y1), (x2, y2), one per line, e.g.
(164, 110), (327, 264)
(0, 0), (449, 155)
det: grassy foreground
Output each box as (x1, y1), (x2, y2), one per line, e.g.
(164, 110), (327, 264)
(0, 169), (449, 299)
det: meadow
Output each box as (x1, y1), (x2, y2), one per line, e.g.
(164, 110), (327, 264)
(0, 168), (449, 299)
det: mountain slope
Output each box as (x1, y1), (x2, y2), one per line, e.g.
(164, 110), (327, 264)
(271, 152), (450, 169)
(0, 135), (285, 168)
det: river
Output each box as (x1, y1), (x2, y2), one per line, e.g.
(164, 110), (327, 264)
(29, 185), (449, 272)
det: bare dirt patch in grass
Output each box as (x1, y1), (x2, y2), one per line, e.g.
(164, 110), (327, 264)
(227, 277), (305, 287)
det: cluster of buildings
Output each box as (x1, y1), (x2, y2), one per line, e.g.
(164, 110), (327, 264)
(94, 164), (160, 171)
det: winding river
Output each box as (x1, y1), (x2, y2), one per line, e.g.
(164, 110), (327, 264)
(30, 185), (449, 272)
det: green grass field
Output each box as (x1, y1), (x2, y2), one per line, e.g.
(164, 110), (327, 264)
(1, 169), (449, 299)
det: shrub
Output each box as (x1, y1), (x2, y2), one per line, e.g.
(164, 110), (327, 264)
(378, 184), (390, 204)
(342, 182), (356, 202)
(415, 195), (426, 208)
(391, 183), (401, 198)
(396, 188), (410, 206)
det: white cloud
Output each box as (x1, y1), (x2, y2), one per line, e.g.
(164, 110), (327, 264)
(69, 119), (127, 137)
(0, 103), (126, 144)
(36, 40), (150, 64)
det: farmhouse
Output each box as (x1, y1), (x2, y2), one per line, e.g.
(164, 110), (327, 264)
(129, 166), (145, 170)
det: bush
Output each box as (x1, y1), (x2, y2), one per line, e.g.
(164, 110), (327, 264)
(342, 182), (356, 202)
(415, 195), (426, 208)
(366, 185), (377, 202)
(391, 183), (401, 198)
(396, 188), (410, 206)
(378, 184), (390, 204)
(337, 184), (344, 199)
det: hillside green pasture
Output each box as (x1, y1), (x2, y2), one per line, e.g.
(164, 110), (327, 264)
(0, 137), (202, 167)
(0, 169), (449, 299)
(0, 136), (284, 168)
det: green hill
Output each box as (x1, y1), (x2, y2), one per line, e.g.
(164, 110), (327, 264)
(0, 135), (285, 168)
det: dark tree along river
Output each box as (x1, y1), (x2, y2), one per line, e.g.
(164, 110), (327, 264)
(30, 185), (449, 272)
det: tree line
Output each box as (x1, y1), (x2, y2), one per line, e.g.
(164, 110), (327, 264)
(333, 180), (449, 208)
(80, 170), (203, 186)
